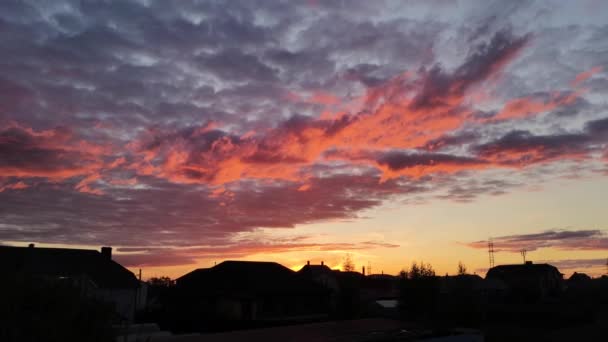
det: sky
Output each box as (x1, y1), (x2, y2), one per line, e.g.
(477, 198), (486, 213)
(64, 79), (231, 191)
(1, 0), (607, 279)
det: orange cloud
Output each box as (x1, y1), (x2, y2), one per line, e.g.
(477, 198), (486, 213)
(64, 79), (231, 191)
(492, 91), (581, 121)
(297, 183), (311, 191)
(7, 31), (551, 192)
(0, 181), (29, 192)
(571, 66), (603, 87)
(126, 32), (536, 186)
(0, 122), (120, 194)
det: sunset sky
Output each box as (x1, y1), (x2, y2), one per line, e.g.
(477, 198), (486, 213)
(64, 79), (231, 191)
(1, 0), (607, 279)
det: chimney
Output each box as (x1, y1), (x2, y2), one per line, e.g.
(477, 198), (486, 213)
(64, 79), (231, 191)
(101, 246), (112, 260)
(28, 243), (35, 248)
(307, 260), (310, 266)
(362, 266), (366, 276)
(321, 261), (324, 266)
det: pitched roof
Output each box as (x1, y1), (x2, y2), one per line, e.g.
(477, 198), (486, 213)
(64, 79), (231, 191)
(486, 263), (561, 279)
(298, 264), (334, 276)
(177, 260), (327, 296)
(0, 245), (139, 288)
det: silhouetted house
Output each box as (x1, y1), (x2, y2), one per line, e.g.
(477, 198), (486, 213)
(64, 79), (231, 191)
(0, 244), (142, 321)
(331, 270), (367, 318)
(566, 272), (593, 293)
(439, 274), (486, 295)
(568, 272), (592, 282)
(298, 263), (400, 319)
(298, 261), (340, 312)
(485, 262), (563, 301)
(298, 261), (339, 293)
(176, 261), (329, 325)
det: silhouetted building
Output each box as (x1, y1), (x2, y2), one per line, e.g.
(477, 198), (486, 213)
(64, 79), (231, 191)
(298, 261), (340, 313)
(298, 261), (339, 292)
(0, 244), (143, 321)
(568, 272), (591, 282)
(298, 263), (400, 319)
(176, 261), (329, 325)
(439, 274), (486, 295)
(486, 261), (563, 301)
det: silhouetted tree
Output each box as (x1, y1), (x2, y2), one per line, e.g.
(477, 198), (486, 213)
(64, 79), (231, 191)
(343, 253), (355, 272)
(148, 276), (174, 287)
(457, 261), (467, 275)
(399, 261), (439, 322)
(405, 261), (435, 279)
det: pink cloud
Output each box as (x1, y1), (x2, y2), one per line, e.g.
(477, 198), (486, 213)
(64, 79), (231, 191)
(571, 66), (603, 87)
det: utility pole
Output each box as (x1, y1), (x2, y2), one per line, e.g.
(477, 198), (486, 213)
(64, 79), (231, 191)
(520, 249), (527, 264)
(488, 238), (495, 268)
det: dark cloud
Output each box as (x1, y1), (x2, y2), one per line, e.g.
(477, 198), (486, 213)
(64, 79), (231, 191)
(411, 29), (530, 110)
(538, 258), (607, 272)
(466, 229), (608, 252)
(585, 117), (608, 138)
(0, 125), (104, 180)
(437, 179), (519, 202)
(420, 132), (480, 151)
(473, 130), (591, 164)
(472, 116), (608, 166)
(0, 172), (418, 246)
(197, 49), (279, 83)
(377, 151), (486, 171)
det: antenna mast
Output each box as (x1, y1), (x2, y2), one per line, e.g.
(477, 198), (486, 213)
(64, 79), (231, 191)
(488, 238), (495, 268)
(520, 249), (527, 264)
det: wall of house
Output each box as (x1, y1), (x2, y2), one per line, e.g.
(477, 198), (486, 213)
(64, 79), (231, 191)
(136, 283), (148, 311)
(216, 297), (247, 320)
(257, 294), (329, 321)
(95, 288), (137, 321)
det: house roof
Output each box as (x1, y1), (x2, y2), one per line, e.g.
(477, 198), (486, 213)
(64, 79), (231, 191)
(298, 264), (334, 276)
(0, 245), (139, 289)
(177, 260), (328, 296)
(568, 272), (592, 282)
(486, 263), (561, 280)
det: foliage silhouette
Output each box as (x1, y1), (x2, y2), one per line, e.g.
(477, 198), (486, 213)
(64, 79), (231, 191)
(342, 253), (355, 272)
(398, 261), (439, 322)
(457, 261), (467, 275)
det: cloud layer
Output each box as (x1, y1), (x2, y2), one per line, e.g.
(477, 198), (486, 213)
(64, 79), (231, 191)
(1, 0), (607, 266)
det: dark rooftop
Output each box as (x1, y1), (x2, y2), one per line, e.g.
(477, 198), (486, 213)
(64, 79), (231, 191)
(177, 260), (328, 296)
(0, 245), (139, 288)
(486, 262), (562, 279)
(298, 263), (334, 275)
